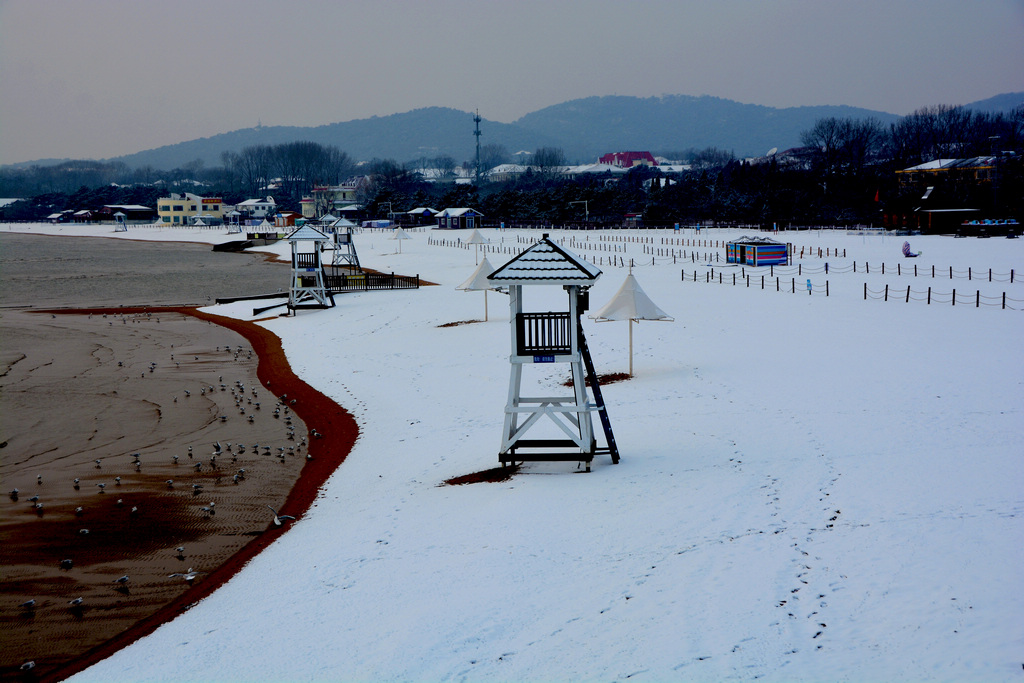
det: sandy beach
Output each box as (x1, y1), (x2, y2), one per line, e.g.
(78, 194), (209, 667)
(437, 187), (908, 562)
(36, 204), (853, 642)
(0, 233), (358, 681)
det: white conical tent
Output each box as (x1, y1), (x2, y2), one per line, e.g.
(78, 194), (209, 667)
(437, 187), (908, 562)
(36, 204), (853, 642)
(591, 272), (673, 376)
(465, 228), (487, 264)
(392, 226), (412, 253)
(456, 256), (496, 321)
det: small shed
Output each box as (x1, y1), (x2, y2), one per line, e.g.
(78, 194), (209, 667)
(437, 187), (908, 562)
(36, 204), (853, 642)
(436, 207), (483, 230)
(726, 236), (791, 266)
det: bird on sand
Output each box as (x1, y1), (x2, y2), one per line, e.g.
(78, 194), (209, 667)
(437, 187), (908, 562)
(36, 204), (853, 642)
(168, 568), (201, 583)
(75, 506), (84, 516)
(60, 559), (74, 570)
(112, 575), (129, 585)
(96, 483), (106, 492)
(73, 478), (80, 490)
(19, 599), (36, 609)
(267, 505), (295, 526)
(20, 661), (35, 671)
(175, 546), (185, 558)
(68, 597), (84, 607)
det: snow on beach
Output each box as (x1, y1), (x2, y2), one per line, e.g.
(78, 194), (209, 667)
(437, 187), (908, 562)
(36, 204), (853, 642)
(13, 222), (1022, 681)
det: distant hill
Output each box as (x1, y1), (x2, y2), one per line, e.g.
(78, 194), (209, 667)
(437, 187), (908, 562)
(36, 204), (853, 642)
(10, 92), (1022, 171)
(113, 96), (900, 169)
(961, 92), (1024, 115)
(513, 95), (901, 160)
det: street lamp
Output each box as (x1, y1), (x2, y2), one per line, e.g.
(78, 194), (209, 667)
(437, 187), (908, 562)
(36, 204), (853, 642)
(569, 200), (589, 224)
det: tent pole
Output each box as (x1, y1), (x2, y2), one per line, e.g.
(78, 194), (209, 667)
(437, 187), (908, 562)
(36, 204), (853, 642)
(629, 318), (634, 377)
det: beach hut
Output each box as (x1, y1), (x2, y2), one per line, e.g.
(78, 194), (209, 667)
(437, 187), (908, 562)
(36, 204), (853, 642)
(726, 236), (791, 266)
(487, 234), (619, 471)
(435, 208), (483, 230)
(286, 225), (334, 312)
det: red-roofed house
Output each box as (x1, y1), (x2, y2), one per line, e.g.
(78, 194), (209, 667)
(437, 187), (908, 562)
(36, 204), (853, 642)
(599, 151), (657, 168)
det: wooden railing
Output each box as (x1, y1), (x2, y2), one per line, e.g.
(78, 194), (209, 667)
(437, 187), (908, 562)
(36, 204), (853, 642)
(295, 253), (319, 268)
(516, 312), (572, 355)
(324, 272), (419, 292)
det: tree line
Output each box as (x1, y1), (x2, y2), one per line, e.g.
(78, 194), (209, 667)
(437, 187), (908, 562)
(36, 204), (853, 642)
(3, 104), (1021, 226)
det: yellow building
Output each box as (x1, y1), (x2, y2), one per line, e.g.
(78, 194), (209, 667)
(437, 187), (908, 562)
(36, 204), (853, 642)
(157, 193), (226, 225)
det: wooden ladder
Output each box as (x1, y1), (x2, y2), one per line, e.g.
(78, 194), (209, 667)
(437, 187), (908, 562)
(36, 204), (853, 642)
(578, 324), (620, 464)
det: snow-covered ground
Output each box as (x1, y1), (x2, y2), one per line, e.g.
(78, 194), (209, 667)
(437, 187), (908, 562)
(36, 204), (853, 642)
(11, 222), (1022, 681)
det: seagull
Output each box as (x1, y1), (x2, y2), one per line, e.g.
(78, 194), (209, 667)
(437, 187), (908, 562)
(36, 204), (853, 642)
(267, 505), (295, 526)
(9, 488), (18, 500)
(168, 568), (201, 583)
(79, 528), (90, 534)
(60, 559), (73, 570)
(20, 661), (35, 672)
(166, 479), (174, 489)
(96, 483), (106, 492)
(19, 599), (36, 609)
(113, 575), (129, 585)
(175, 546), (185, 558)
(68, 597), (83, 607)
(73, 478), (80, 490)
(37, 474), (42, 485)
(115, 476), (121, 485)
(95, 459), (102, 468)
(75, 506), (84, 516)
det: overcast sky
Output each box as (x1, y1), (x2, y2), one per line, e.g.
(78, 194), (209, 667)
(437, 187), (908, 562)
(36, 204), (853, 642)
(1, 0), (1022, 165)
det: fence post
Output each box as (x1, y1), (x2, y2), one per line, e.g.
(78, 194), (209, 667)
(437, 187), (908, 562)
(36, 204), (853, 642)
(799, 263), (802, 275)
(882, 263), (885, 275)
(906, 285), (910, 303)
(952, 288), (956, 306)
(777, 277), (780, 292)
(969, 267), (972, 281)
(792, 278), (795, 293)
(976, 290), (980, 308)
(864, 282), (867, 300)
(762, 275), (765, 290)
(885, 284), (888, 301)
(928, 287), (931, 304)
(914, 264), (917, 277)
(989, 268), (992, 282)
(898, 263), (901, 276)
(1003, 292), (1006, 309)
(950, 266), (953, 279)
(826, 281), (829, 297)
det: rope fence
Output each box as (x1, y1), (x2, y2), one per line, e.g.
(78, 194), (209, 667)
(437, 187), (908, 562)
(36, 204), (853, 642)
(681, 269), (830, 296)
(863, 284), (1022, 309)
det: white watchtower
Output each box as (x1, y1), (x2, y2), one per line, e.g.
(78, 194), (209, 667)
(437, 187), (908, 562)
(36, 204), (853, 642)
(287, 225), (335, 313)
(487, 234), (619, 472)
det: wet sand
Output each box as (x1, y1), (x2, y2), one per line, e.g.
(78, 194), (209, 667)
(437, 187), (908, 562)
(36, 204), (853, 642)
(0, 305), (358, 682)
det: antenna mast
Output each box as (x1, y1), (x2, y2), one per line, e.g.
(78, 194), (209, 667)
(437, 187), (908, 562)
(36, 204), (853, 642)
(473, 109), (482, 186)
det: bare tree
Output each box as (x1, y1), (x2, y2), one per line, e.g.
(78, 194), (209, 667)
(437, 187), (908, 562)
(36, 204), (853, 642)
(533, 146), (565, 177)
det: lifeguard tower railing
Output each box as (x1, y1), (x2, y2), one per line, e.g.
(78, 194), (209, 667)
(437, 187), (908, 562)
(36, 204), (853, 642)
(516, 312), (572, 356)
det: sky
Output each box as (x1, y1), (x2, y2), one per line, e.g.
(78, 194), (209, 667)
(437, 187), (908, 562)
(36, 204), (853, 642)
(1, 0), (1022, 165)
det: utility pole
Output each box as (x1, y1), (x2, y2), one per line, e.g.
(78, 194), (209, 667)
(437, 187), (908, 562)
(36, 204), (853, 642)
(474, 110), (482, 186)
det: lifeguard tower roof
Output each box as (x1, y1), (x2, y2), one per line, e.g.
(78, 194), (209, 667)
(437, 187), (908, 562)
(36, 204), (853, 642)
(488, 235), (601, 287)
(287, 225), (329, 241)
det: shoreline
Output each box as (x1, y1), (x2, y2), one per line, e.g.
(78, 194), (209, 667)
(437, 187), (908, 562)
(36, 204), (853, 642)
(25, 306), (359, 683)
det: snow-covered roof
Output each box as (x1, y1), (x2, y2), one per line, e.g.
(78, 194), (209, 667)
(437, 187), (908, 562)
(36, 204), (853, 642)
(437, 207), (483, 218)
(727, 235), (785, 246)
(900, 156), (996, 172)
(488, 235), (601, 286)
(407, 207), (437, 215)
(287, 225), (329, 241)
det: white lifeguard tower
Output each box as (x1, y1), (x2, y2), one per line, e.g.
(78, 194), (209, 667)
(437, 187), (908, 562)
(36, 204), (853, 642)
(287, 225), (334, 313)
(487, 234), (619, 471)
(327, 218), (360, 270)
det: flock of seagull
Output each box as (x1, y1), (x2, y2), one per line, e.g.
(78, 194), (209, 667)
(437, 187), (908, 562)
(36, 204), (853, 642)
(9, 330), (320, 674)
